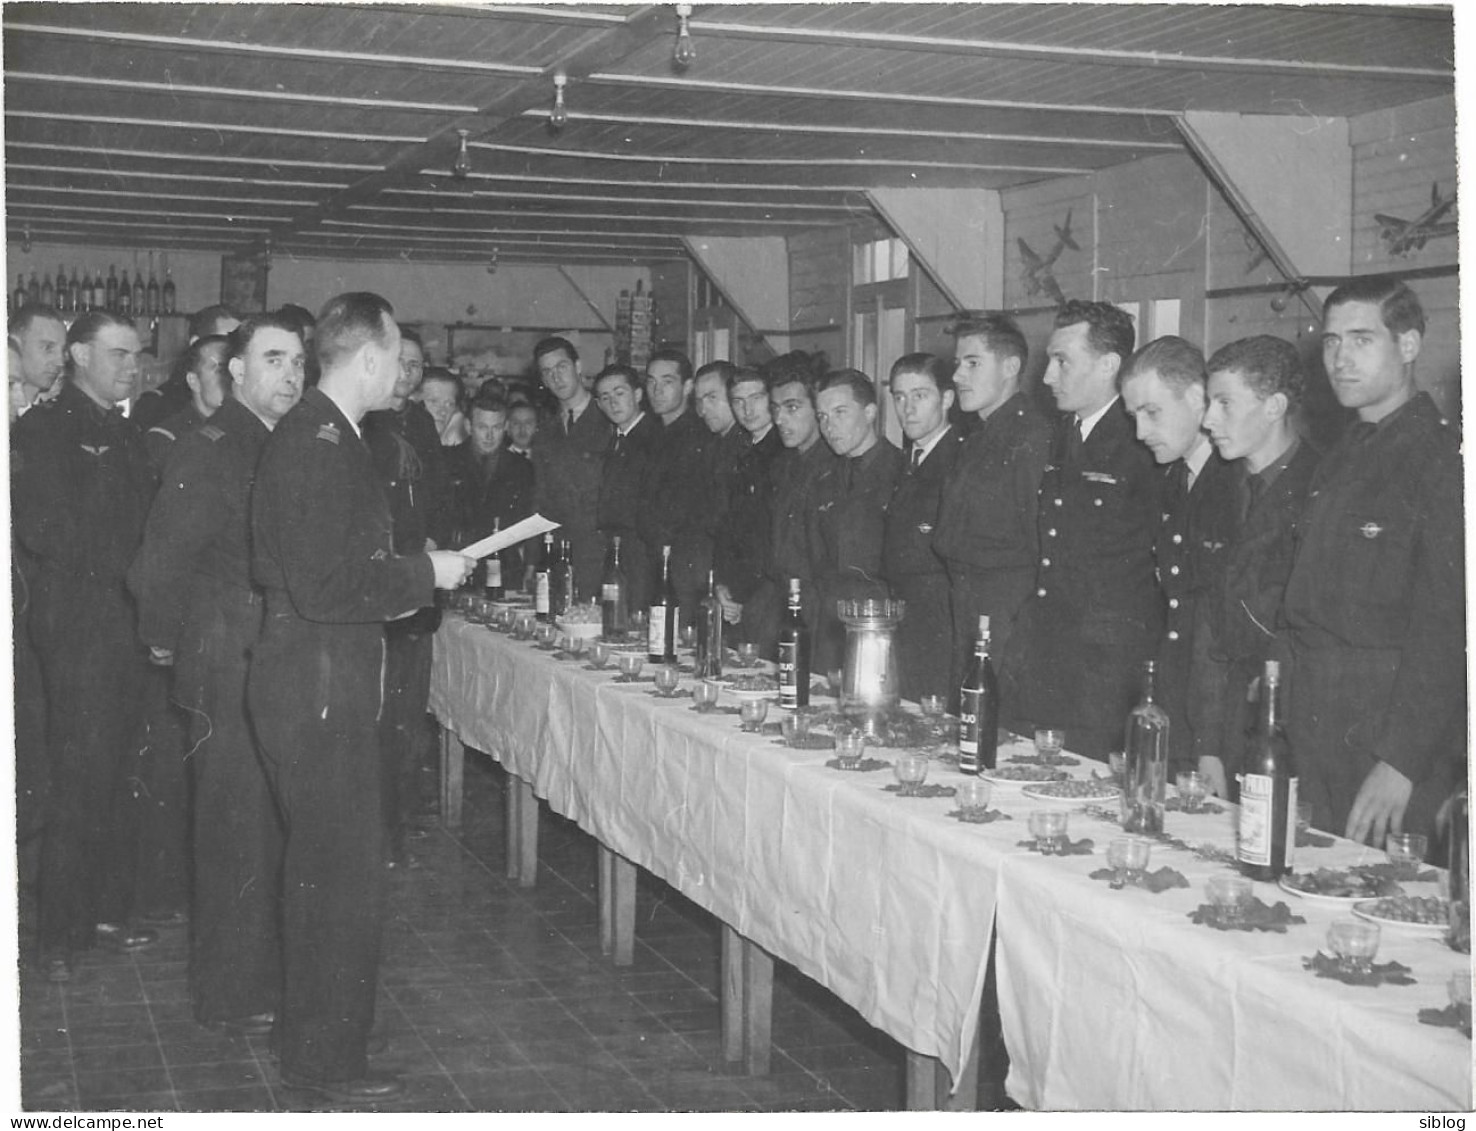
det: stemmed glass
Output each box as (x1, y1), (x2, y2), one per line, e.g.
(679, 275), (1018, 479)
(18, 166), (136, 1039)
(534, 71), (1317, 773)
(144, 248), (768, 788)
(653, 665), (681, 696)
(691, 680), (720, 712)
(1326, 919), (1380, 976)
(1028, 810), (1068, 855)
(739, 697), (769, 732)
(1175, 771), (1209, 812)
(833, 725), (866, 769)
(894, 753), (928, 796)
(1106, 837), (1151, 888)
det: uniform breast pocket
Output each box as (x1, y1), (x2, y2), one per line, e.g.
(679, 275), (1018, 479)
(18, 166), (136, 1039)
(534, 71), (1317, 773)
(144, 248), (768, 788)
(1340, 508), (1415, 620)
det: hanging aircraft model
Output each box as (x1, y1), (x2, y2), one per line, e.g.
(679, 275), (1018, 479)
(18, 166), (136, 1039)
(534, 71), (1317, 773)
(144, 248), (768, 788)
(1018, 210), (1079, 305)
(1376, 182), (1457, 257)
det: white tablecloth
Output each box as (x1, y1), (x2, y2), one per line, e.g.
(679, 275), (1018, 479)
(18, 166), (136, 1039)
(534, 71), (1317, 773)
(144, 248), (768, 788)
(431, 615), (1473, 1108)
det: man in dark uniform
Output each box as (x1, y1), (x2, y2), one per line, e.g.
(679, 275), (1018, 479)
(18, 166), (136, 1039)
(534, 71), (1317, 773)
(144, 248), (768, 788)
(1283, 276), (1464, 847)
(132, 304), (241, 432)
(143, 335), (231, 472)
(1000, 300), (1162, 759)
(881, 354), (963, 703)
(752, 353), (838, 660)
(531, 336), (611, 601)
(128, 312), (306, 1032)
(363, 327), (455, 868)
(447, 386), (535, 565)
(13, 310), (159, 981)
(1120, 336), (1238, 775)
(715, 366), (781, 645)
(11, 303), (67, 413)
(638, 349), (710, 618)
(693, 361), (746, 593)
(810, 369), (905, 674)
(933, 314), (1052, 703)
(248, 292), (473, 1102)
(593, 364), (662, 612)
(1189, 335), (1320, 799)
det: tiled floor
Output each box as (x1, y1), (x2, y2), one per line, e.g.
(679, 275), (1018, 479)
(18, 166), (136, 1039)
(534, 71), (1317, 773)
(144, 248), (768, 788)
(17, 754), (941, 1112)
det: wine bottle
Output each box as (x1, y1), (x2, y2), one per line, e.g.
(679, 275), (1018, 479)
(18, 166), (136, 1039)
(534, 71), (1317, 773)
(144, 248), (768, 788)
(91, 266), (105, 312)
(777, 578), (809, 709)
(1123, 660), (1170, 835)
(957, 615), (999, 774)
(647, 544), (679, 664)
(27, 271), (40, 306)
(131, 262), (145, 314)
(162, 267), (176, 314)
(105, 264), (118, 311)
(483, 518), (504, 600)
(12, 274), (26, 314)
(39, 272), (53, 308)
(535, 533), (554, 621)
(601, 535), (630, 640)
(696, 568), (724, 680)
(549, 537), (573, 619)
(68, 267), (81, 313)
(1237, 661), (1296, 881)
(53, 264), (68, 311)
(145, 251), (160, 315)
(118, 270), (133, 316)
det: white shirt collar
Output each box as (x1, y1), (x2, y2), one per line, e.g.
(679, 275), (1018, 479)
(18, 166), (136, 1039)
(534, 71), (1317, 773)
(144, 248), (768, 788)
(1183, 434), (1213, 489)
(910, 423), (952, 464)
(1077, 396), (1118, 441)
(618, 411), (646, 437)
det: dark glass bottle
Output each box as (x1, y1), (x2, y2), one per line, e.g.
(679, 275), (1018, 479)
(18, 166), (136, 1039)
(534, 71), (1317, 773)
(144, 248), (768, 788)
(131, 264), (145, 314)
(145, 251), (160, 315)
(39, 272), (52, 308)
(105, 264), (118, 311)
(647, 544), (679, 664)
(54, 264), (70, 313)
(162, 267), (176, 314)
(13, 274), (26, 313)
(91, 266), (105, 312)
(1123, 660), (1170, 834)
(68, 267), (81, 313)
(1237, 660), (1296, 881)
(696, 568), (723, 680)
(535, 533), (554, 621)
(957, 615), (999, 774)
(549, 537), (573, 619)
(601, 535), (630, 640)
(777, 577), (809, 709)
(118, 270), (133, 316)
(28, 271), (41, 306)
(482, 518), (504, 600)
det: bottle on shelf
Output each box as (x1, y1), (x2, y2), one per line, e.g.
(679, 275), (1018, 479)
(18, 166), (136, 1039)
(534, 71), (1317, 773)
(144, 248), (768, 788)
(161, 266), (176, 315)
(696, 568), (724, 681)
(1236, 660), (1296, 881)
(534, 533), (554, 621)
(777, 578), (809, 709)
(13, 274), (27, 314)
(91, 266), (105, 312)
(68, 266), (81, 313)
(145, 251), (160, 315)
(647, 544), (679, 664)
(1122, 660), (1170, 834)
(549, 536), (573, 619)
(131, 260), (145, 314)
(600, 535), (630, 641)
(105, 264), (118, 311)
(53, 264), (68, 310)
(78, 268), (93, 311)
(39, 272), (53, 308)
(957, 615), (1000, 774)
(482, 519), (505, 600)
(118, 269), (133, 316)
(27, 271), (40, 306)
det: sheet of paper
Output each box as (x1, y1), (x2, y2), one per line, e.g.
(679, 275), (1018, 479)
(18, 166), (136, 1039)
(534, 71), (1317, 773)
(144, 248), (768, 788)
(457, 513), (560, 559)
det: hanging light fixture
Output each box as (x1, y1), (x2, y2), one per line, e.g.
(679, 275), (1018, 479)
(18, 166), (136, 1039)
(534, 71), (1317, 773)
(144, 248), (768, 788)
(673, 4), (696, 68)
(21, 224), (32, 253)
(452, 129), (472, 179)
(550, 71), (569, 130)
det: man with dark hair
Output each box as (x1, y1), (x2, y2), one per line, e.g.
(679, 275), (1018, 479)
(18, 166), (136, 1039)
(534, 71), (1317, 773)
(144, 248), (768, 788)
(414, 367), (466, 446)
(363, 327), (454, 868)
(715, 365), (781, 642)
(13, 309), (159, 982)
(594, 364), (662, 612)
(190, 304), (243, 344)
(1120, 335), (1238, 773)
(933, 313), (1052, 702)
(10, 303), (67, 413)
(1189, 334), (1320, 798)
(249, 292), (473, 1102)
(134, 305), (242, 431)
(447, 386), (534, 574)
(129, 312), (306, 1034)
(1000, 299), (1162, 758)
(639, 348), (713, 618)
(506, 400), (538, 459)
(809, 368), (904, 672)
(882, 353), (964, 702)
(143, 334), (231, 471)
(1282, 276), (1463, 847)
(531, 336), (610, 601)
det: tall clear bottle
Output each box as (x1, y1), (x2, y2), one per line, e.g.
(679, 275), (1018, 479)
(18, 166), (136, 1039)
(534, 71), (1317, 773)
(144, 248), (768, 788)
(118, 270), (133, 316)
(1236, 660), (1296, 881)
(777, 578), (810, 709)
(534, 533), (554, 621)
(105, 264), (118, 311)
(647, 544), (679, 664)
(131, 260), (145, 314)
(601, 535), (630, 640)
(145, 251), (160, 315)
(958, 615), (999, 774)
(1122, 659), (1169, 834)
(549, 537), (573, 618)
(482, 518), (504, 600)
(696, 568), (724, 680)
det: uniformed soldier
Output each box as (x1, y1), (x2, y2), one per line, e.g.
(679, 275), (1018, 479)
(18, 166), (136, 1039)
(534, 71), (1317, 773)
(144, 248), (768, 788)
(1188, 335), (1320, 798)
(932, 314), (1053, 705)
(593, 364), (662, 612)
(1282, 276), (1464, 848)
(128, 311), (306, 1032)
(692, 361), (747, 592)
(531, 336), (611, 601)
(143, 335), (231, 472)
(810, 368), (905, 674)
(881, 353), (964, 703)
(11, 303), (66, 413)
(639, 349), (711, 618)
(714, 366), (781, 642)
(132, 304), (241, 432)
(1120, 336), (1238, 774)
(13, 309), (159, 982)
(446, 386), (535, 562)
(248, 292), (473, 1102)
(1000, 300), (1163, 759)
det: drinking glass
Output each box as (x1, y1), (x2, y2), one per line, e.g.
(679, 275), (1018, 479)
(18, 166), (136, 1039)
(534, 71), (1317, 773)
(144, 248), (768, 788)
(534, 623), (557, 648)
(513, 612), (536, 640)
(833, 727), (866, 769)
(615, 652), (644, 680)
(735, 642), (760, 668)
(679, 623), (697, 649)
(1206, 874), (1253, 925)
(780, 711), (812, 747)
(1326, 918), (1380, 975)
(1175, 771), (1209, 813)
(653, 665), (681, 696)
(955, 778), (992, 815)
(739, 697), (769, 732)
(1107, 837), (1152, 888)
(588, 641), (611, 669)
(1387, 832), (1429, 870)
(1034, 728), (1065, 764)
(691, 680), (720, 712)
(894, 753), (928, 796)
(919, 695), (946, 718)
(1027, 810), (1068, 854)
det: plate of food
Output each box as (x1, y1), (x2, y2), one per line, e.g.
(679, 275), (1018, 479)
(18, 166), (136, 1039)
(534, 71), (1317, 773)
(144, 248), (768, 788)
(1020, 777), (1123, 804)
(718, 672), (781, 700)
(978, 764), (1069, 786)
(1279, 867), (1403, 905)
(1352, 894), (1451, 936)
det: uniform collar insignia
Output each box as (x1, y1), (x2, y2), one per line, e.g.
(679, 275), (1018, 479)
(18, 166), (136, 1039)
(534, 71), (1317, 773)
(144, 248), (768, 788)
(79, 443), (110, 457)
(316, 423), (341, 444)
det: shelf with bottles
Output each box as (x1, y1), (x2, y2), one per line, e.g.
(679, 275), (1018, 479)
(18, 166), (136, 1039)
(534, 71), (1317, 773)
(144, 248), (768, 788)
(10, 250), (178, 320)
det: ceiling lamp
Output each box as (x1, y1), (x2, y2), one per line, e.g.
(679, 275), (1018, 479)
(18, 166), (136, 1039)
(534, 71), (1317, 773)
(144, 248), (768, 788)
(452, 129), (472, 179)
(673, 4), (696, 68)
(550, 71), (569, 130)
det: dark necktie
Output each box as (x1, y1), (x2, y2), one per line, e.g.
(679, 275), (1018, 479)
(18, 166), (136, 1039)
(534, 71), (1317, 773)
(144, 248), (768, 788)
(565, 408), (575, 434)
(1063, 417), (1085, 471)
(910, 446), (923, 472)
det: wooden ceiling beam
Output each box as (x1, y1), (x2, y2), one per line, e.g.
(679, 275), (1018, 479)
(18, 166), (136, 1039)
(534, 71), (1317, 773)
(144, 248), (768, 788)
(5, 140), (380, 173)
(8, 108), (422, 146)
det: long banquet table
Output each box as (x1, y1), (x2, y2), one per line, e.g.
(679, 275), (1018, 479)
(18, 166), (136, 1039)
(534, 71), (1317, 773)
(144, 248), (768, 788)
(430, 612), (1473, 1110)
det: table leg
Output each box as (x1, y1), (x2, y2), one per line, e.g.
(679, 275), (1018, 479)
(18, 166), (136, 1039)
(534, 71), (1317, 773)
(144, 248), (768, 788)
(720, 925), (744, 1062)
(598, 846), (614, 956)
(438, 725), (464, 832)
(504, 775), (522, 881)
(610, 853), (635, 966)
(513, 778), (537, 888)
(905, 1052), (939, 1110)
(741, 938), (773, 1076)
(902, 1040), (979, 1110)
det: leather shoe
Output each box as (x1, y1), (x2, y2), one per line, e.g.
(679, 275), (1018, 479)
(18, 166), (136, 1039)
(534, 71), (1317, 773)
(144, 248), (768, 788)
(210, 1012), (276, 1037)
(279, 1069), (404, 1104)
(95, 923), (158, 952)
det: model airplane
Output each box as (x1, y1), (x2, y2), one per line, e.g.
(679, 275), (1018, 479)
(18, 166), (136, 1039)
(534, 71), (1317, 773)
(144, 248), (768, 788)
(1376, 183), (1457, 257)
(1018, 209), (1079, 305)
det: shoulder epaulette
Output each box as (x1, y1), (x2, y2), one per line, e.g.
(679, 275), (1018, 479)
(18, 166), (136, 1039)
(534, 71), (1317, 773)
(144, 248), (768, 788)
(316, 423), (341, 445)
(201, 424), (225, 442)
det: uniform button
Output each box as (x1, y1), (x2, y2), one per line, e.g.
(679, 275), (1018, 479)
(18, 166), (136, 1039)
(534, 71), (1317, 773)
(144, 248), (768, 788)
(1169, 565), (1180, 576)
(1168, 630), (1180, 641)
(1172, 534), (1183, 545)
(1041, 557), (1051, 567)
(1048, 528), (1057, 537)
(1168, 598), (1180, 609)
(1094, 498), (1103, 507)
(1037, 588), (1047, 597)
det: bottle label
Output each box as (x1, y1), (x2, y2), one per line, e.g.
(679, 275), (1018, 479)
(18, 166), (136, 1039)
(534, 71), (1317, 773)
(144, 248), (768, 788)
(958, 692), (981, 770)
(778, 644), (797, 708)
(602, 584), (620, 602)
(486, 558), (502, 589)
(648, 608), (667, 656)
(1238, 773), (1273, 866)
(535, 574), (550, 614)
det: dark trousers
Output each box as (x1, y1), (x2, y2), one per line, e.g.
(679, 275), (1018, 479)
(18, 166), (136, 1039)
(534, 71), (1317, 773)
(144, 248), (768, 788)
(15, 596), (49, 884)
(890, 571), (953, 704)
(379, 628), (434, 859)
(33, 589), (146, 953)
(135, 665), (191, 916)
(945, 563), (1034, 715)
(188, 641), (284, 1025)
(249, 627), (385, 1084)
